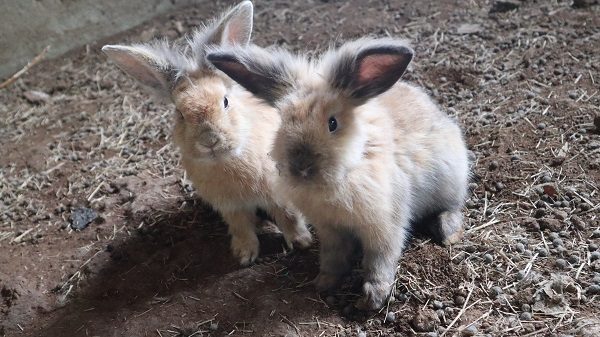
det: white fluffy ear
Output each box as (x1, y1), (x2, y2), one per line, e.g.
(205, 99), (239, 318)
(210, 0), (254, 46)
(102, 43), (183, 94)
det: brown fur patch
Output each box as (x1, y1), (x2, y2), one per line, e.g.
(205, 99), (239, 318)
(174, 75), (224, 125)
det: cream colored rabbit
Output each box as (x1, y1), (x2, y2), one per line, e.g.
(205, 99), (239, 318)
(207, 37), (469, 309)
(102, 1), (312, 266)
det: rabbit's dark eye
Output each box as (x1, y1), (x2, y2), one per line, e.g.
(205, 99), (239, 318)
(223, 96), (229, 109)
(328, 116), (338, 133)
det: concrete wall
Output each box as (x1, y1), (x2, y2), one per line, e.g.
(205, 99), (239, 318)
(0, 0), (198, 79)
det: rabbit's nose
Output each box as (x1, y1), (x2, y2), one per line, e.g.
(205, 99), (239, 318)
(289, 144), (317, 179)
(198, 131), (220, 148)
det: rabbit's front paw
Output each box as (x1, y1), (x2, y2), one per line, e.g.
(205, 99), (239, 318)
(285, 228), (313, 250)
(313, 272), (342, 292)
(355, 280), (392, 311)
(231, 233), (259, 266)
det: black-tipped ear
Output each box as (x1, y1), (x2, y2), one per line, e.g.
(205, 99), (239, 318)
(207, 52), (290, 105)
(330, 43), (413, 100)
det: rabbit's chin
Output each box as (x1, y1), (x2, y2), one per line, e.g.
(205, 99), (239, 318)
(281, 164), (345, 188)
(191, 146), (242, 163)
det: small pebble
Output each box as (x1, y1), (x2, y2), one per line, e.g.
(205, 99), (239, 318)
(515, 243), (525, 253)
(590, 251), (600, 261)
(490, 286), (503, 298)
(397, 293), (408, 302)
(385, 311), (396, 323)
(537, 248), (549, 257)
(520, 312), (532, 321)
(433, 300), (444, 310)
(590, 243), (598, 251)
(521, 304), (531, 312)
(537, 122), (546, 130)
(69, 207), (98, 231)
(568, 91), (578, 99)
(555, 258), (568, 270)
(586, 285), (600, 295)
(484, 253), (494, 263)
(555, 245), (567, 255)
(552, 238), (563, 248)
(462, 325), (477, 336)
(489, 160), (499, 170)
(534, 208), (546, 218)
(541, 174), (552, 183)
(591, 229), (600, 239)
(455, 295), (466, 306)
(568, 255), (580, 265)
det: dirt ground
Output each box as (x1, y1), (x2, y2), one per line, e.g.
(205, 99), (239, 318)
(1, 0), (599, 336)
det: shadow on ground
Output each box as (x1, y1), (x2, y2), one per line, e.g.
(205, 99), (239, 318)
(34, 198), (331, 337)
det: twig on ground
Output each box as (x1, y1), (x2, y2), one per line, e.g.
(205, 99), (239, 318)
(0, 45), (50, 89)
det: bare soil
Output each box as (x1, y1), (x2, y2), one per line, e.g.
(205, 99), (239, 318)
(1, 0), (599, 336)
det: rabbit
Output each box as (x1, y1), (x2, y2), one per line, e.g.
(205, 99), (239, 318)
(101, 1), (312, 266)
(206, 37), (470, 309)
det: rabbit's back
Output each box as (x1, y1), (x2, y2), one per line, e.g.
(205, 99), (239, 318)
(379, 82), (469, 219)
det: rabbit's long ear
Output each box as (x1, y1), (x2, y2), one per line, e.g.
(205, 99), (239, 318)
(207, 46), (295, 106)
(324, 38), (413, 101)
(205, 1), (253, 46)
(102, 42), (186, 95)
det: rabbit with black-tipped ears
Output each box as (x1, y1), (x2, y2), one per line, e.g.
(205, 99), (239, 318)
(207, 37), (470, 309)
(101, 1), (312, 266)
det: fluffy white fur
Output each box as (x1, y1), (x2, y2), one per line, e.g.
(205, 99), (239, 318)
(207, 37), (470, 309)
(102, 1), (312, 266)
